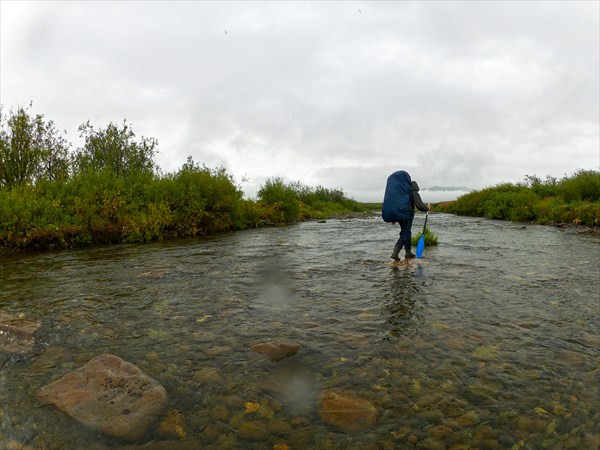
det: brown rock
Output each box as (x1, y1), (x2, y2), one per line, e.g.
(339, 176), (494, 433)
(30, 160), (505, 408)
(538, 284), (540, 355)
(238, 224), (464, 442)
(268, 418), (293, 434)
(317, 390), (378, 433)
(430, 425), (453, 438)
(0, 310), (40, 354)
(192, 366), (221, 384)
(38, 354), (168, 441)
(251, 342), (300, 361)
(210, 405), (230, 422)
(238, 420), (269, 441)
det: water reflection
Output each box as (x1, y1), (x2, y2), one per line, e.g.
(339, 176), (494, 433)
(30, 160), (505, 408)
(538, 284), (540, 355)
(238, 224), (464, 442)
(381, 265), (425, 338)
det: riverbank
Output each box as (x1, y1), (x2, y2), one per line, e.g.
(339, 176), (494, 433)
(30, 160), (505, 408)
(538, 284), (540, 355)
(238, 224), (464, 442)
(433, 202), (599, 234)
(433, 170), (600, 228)
(0, 173), (378, 254)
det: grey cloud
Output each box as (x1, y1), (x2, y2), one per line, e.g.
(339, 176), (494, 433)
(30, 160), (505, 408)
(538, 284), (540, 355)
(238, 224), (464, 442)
(1, 1), (597, 200)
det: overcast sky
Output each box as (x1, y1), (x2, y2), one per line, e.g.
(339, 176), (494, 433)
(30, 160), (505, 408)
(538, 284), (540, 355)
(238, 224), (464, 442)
(1, 1), (598, 202)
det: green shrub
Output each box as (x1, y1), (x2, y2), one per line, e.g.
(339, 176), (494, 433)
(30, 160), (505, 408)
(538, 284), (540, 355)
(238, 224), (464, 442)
(0, 105), (71, 188)
(0, 104), (380, 252)
(73, 120), (157, 179)
(156, 158), (243, 235)
(524, 174), (559, 199)
(411, 227), (438, 247)
(440, 171), (600, 227)
(482, 189), (537, 222)
(557, 170), (600, 203)
(257, 177), (301, 223)
(442, 187), (493, 216)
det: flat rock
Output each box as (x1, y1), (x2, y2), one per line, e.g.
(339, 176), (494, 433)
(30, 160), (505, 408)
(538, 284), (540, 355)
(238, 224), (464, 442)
(250, 342), (300, 361)
(317, 390), (378, 433)
(38, 354), (168, 441)
(0, 309), (41, 354)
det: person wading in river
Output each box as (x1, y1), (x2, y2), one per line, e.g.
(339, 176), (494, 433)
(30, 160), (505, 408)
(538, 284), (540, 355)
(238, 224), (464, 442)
(381, 170), (430, 261)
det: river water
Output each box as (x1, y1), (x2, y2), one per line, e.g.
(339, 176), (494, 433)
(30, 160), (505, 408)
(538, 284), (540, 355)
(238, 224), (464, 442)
(0, 213), (598, 449)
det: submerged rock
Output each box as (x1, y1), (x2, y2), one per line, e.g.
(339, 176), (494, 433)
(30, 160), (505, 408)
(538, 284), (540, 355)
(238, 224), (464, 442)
(192, 366), (221, 384)
(158, 408), (186, 439)
(317, 390), (378, 433)
(0, 309), (41, 354)
(32, 344), (67, 365)
(38, 354), (168, 441)
(238, 420), (269, 441)
(251, 342), (300, 361)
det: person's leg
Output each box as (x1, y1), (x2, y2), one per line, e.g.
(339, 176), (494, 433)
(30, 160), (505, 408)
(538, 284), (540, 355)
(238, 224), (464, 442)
(391, 222), (404, 261)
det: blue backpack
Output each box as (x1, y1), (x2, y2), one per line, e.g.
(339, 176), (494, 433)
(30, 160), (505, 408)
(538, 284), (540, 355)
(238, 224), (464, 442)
(381, 171), (413, 222)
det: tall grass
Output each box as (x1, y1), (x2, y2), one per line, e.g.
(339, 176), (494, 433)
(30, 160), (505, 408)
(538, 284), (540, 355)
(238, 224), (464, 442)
(437, 170), (600, 226)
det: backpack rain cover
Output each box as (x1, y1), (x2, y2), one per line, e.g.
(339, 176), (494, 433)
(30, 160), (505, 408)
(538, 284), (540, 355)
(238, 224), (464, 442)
(381, 171), (413, 222)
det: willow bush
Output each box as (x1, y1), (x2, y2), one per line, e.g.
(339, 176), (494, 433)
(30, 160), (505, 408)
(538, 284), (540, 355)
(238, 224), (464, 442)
(257, 177), (301, 224)
(0, 103), (377, 252)
(438, 171), (600, 226)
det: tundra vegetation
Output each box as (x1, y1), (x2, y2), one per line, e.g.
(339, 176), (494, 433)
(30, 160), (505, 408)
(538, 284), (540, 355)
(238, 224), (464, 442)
(0, 105), (372, 252)
(435, 171), (600, 227)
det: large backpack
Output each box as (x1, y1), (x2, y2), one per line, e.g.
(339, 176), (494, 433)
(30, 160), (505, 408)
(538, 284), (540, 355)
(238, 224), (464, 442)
(381, 171), (413, 222)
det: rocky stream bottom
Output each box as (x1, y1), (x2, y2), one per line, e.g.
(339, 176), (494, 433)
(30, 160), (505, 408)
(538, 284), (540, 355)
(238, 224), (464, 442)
(1, 215), (598, 449)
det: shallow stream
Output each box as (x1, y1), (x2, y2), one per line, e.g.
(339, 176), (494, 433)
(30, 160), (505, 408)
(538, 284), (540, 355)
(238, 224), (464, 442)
(1, 213), (598, 449)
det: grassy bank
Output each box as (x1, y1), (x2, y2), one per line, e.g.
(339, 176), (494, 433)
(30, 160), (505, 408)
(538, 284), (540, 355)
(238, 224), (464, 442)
(0, 168), (374, 252)
(0, 105), (375, 252)
(434, 170), (600, 227)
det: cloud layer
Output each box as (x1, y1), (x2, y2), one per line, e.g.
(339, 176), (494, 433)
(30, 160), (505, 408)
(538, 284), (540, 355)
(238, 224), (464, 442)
(1, 1), (598, 201)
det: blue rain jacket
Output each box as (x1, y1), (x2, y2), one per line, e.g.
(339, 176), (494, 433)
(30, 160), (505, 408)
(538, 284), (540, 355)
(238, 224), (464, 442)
(381, 170), (414, 222)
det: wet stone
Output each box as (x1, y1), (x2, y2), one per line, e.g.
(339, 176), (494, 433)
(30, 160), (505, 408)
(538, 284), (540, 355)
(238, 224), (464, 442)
(31, 346), (67, 372)
(429, 425), (453, 438)
(317, 390), (378, 433)
(192, 366), (221, 384)
(497, 433), (518, 447)
(268, 418), (293, 434)
(0, 310), (41, 354)
(210, 405), (230, 422)
(454, 411), (479, 427)
(238, 420), (269, 441)
(38, 354), (168, 441)
(416, 409), (444, 424)
(251, 342), (300, 361)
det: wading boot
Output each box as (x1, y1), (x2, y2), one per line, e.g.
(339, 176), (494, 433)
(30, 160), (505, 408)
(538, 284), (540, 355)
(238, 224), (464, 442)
(390, 246), (401, 261)
(405, 249), (416, 259)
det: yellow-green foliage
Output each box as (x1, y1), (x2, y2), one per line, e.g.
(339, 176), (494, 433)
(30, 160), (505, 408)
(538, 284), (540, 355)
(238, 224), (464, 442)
(437, 171), (600, 226)
(0, 103), (381, 251)
(411, 227), (438, 247)
(257, 178), (371, 224)
(0, 161), (372, 251)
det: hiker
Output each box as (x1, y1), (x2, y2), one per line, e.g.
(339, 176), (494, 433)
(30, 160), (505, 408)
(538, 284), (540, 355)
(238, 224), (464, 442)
(381, 170), (429, 261)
